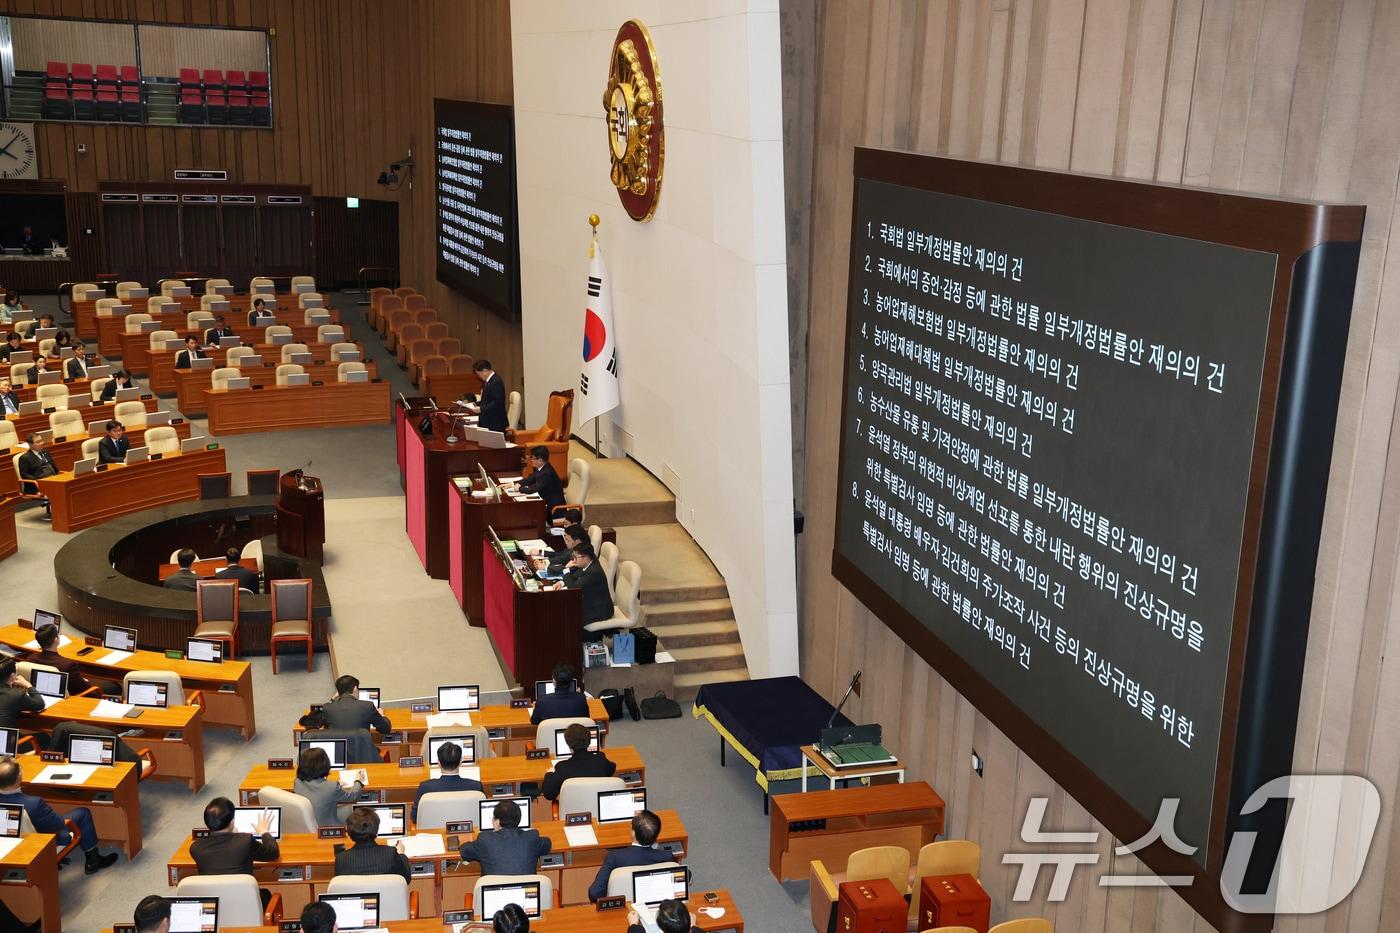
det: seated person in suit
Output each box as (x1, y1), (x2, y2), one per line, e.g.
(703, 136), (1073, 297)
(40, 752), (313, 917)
(542, 722), (615, 801)
(36, 313), (54, 331)
(0, 377), (20, 416)
(0, 658), (44, 731)
(553, 543), (613, 632)
(65, 340), (90, 380)
(294, 745), (363, 829)
(298, 709), (381, 765)
(162, 548), (200, 591)
(323, 674), (393, 735)
(588, 810), (672, 902)
(51, 329), (73, 355)
(190, 797), (278, 906)
(214, 546), (260, 593)
(411, 737), (483, 821)
(204, 316), (236, 347)
(132, 894), (171, 933)
(174, 336), (206, 370)
(0, 331), (21, 362)
(0, 756), (119, 874)
(534, 524), (586, 575)
(0, 291), (18, 325)
(247, 298), (276, 328)
(298, 901), (336, 933)
(492, 904), (530, 933)
(98, 420), (130, 464)
(24, 356), (49, 385)
(510, 446), (566, 516)
(470, 359), (507, 432)
(530, 663), (588, 725)
(334, 806), (411, 883)
(457, 798), (551, 875)
(18, 433), (57, 512)
(100, 369), (134, 401)
(32, 622), (119, 696)
(628, 899), (691, 933)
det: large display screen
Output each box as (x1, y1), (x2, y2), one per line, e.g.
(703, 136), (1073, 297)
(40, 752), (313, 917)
(433, 98), (519, 319)
(833, 149), (1363, 930)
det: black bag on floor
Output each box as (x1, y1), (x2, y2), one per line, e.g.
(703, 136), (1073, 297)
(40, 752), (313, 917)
(623, 687), (642, 721)
(633, 627), (658, 664)
(640, 691), (682, 720)
(599, 689), (625, 721)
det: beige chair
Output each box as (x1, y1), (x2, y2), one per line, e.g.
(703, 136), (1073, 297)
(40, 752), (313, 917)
(587, 525), (603, 553)
(290, 274), (315, 292)
(557, 776), (627, 820)
(316, 324), (345, 343)
(604, 861), (683, 899)
(195, 579), (241, 658)
(911, 840), (981, 921)
(597, 541), (619, 601)
(419, 725), (494, 763)
(920, 928), (978, 933)
(160, 279), (187, 297)
(329, 341), (357, 360)
(123, 312), (154, 334)
(809, 845), (911, 933)
(327, 874), (416, 921)
(8, 363), (29, 383)
(148, 328), (178, 350)
(270, 578), (314, 673)
(115, 281), (143, 301)
(594, 561), (641, 633)
(507, 390), (522, 430)
(249, 276), (275, 293)
(297, 292), (323, 309)
(990, 922), (1053, 933)
(258, 785), (317, 834)
(337, 362), (367, 382)
(416, 790), (486, 830)
(16, 660), (61, 685)
(241, 538), (264, 569)
(211, 367), (242, 390)
(89, 376), (111, 402)
(123, 669), (187, 705)
(144, 426), (179, 455)
(113, 400), (147, 428)
(71, 282), (100, 302)
(472, 875), (553, 913)
(265, 324), (293, 342)
(147, 295), (178, 314)
(199, 293), (223, 311)
(226, 346), (256, 365)
(81, 437), (102, 459)
(275, 364), (305, 386)
(14, 320), (36, 339)
(280, 342), (309, 363)
(534, 717), (596, 760)
(0, 422), (20, 450)
(48, 409), (84, 440)
(36, 384), (69, 411)
(555, 458), (591, 524)
(95, 297), (121, 317)
(36, 338), (55, 358)
(206, 277), (232, 293)
(186, 310), (214, 330)
(175, 875), (278, 926)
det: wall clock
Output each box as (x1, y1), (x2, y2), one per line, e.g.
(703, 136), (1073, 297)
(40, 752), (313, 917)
(0, 123), (38, 180)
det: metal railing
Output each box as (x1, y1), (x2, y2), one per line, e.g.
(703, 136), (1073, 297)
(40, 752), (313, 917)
(356, 266), (399, 305)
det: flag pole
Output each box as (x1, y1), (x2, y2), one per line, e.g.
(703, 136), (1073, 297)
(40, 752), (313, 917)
(588, 213), (607, 459)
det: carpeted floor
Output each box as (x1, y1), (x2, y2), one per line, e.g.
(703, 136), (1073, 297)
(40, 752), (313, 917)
(7, 289), (813, 932)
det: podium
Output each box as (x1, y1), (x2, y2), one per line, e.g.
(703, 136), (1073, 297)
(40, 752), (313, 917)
(276, 470), (325, 560)
(449, 480), (547, 624)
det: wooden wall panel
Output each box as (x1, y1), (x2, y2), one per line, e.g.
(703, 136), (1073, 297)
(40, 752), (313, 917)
(795, 1), (1400, 931)
(8, 15), (136, 70)
(136, 22), (266, 76)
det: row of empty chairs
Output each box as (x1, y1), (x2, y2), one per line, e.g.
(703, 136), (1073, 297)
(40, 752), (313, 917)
(179, 68), (270, 125)
(43, 61), (142, 121)
(76, 275), (316, 304)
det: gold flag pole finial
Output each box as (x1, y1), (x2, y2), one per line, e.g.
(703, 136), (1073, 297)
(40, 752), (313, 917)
(588, 214), (600, 259)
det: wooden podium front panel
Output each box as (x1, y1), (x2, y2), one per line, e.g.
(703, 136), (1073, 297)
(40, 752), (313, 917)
(0, 421), (193, 498)
(174, 359), (378, 412)
(482, 538), (583, 686)
(35, 446), (228, 532)
(97, 304), (339, 358)
(4, 395), (157, 445)
(448, 481), (546, 622)
(204, 382), (391, 435)
(422, 371), (485, 404)
(0, 496), (16, 562)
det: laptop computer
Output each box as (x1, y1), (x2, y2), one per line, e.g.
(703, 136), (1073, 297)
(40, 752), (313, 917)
(299, 737), (347, 769)
(231, 806), (281, 838)
(114, 387), (141, 402)
(337, 349), (362, 363)
(103, 625), (137, 652)
(147, 410), (173, 426)
(126, 287), (149, 299)
(598, 787), (648, 824)
(0, 803), (21, 838)
(124, 446), (149, 465)
(73, 457), (97, 476)
(534, 678), (577, 700)
(317, 893), (380, 931)
(0, 728), (18, 758)
(16, 401), (39, 416)
(344, 369), (369, 384)
(190, 356), (214, 370)
(166, 896), (217, 933)
(36, 371), (61, 386)
(218, 335), (240, 348)
(294, 283), (317, 295)
(632, 865), (690, 907)
(306, 312), (331, 325)
(238, 354), (263, 367)
(357, 687), (380, 707)
(7, 351), (32, 365)
(67, 733), (116, 766)
(554, 725), (600, 757)
(478, 880), (542, 919)
(33, 609), (60, 629)
(427, 733), (476, 767)
(186, 637), (223, 663)
(368, 803), (407, 840)
(225, 376), (251, 390)
(126, 679), (169, 708)
(284, 372), (310, 386)
(181, 436), (209, 454)
(438, 684), (480, 712)
(33, 670), (67, 708)
(479, 796), (532, 830)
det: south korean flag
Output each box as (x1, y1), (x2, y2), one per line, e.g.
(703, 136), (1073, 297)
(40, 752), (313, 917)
(578, 240), (620, 426)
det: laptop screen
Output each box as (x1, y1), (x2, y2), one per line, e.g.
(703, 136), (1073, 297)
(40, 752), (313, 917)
(427, 734), (476, 766)
(438, 684), (480, 712)
(32, 609), (60, 629)
(479, 881), (542, 919)
(0, 728), (17, 757)
(299, 738), (347, 770)
(186, 638), (223, 662)
(33, 670), (66, 698)
(166, 896), (218, 933)
(554, 725), (600, 756)
(0, 804), (21, 838)
(67, 733), (115, 766)
(231, 807), (281, 838)
(632, 866), (689, 907)
(598, 787), (647, 824)
(319, 893), (380, 931)
(368, 804), (406, 838)
(126, 680), (168, 708)
(357, 687), (380, 707)
(103, 625), (137, 652)
(479, 797), (532, 830)
(534, 678), (577, 700)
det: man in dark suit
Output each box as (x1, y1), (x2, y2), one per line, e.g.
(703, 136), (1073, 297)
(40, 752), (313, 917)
(189, 797), (278, 906)
(559, 543), (614, 631)
(162, 548), (200, 591)
(535, 524), (587, 576)
(0, 377), (20, 416)
(472, 359), (507, 432)
(0, 757), (119, 874)
(97, 420), (130, 465)
(334, 807), (411, 882)
(298, 709), (380, 765)
(0, 658), (44, 730)
(411, 738), (484, 821)
(214, 547), (260, 593)
(19, 227), (40, 256)
(322, 675), (392, 735)
(588, 810), (673, 901)
(174, 336), (206, 370)
(530, 664), (588, 725)
(457, 798), (550, 875)
(203, 316), (236, 347)
(18, 432), (58, 486)
(0, 332), (21, 363)
(65, 341), (90, 380)
(100, 370), (133, 401)
(513, 445), (566, 515)
(541, 722), (615, 801)
(31, 623), (118, 696)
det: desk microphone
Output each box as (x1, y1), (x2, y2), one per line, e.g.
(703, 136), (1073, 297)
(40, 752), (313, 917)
(826, 670), (862, 729)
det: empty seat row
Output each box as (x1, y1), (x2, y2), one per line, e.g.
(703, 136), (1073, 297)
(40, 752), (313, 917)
(43, 61), (142, 122)
(179, 68), (269, 126)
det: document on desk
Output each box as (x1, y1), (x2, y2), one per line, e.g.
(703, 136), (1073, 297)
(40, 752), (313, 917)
(0, 836), (22, 860)
(427, 711), (473, 728)
(337, 769), (370, 788)
(398, 834), (447, 858)
(21, 634), (70, 651)
(94, 649), (134, 666)
(654, 651), (675, 664)
(564, 824), (598, 847)
(34, 764), (98, 784)
(517, 538), (549, 552)
(38, 694), (61, 710)
(91, 700), (135, 719)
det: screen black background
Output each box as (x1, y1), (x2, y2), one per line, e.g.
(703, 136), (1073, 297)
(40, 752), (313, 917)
(433, 99), (520, 320)
(836, 179), (1278, 855)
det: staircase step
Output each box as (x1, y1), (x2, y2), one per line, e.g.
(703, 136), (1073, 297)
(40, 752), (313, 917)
(674, 667), (749, 702)
(669, 643), (747, 674)
(643, 619), (738, 648)
(640, 598), (733, 626)
(642, 583), (731, 604)
(586, 500), (676, 527)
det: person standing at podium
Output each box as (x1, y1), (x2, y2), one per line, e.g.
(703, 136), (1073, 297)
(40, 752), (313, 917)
(98, 420), (130, 464)
(472, 359), (507, 432)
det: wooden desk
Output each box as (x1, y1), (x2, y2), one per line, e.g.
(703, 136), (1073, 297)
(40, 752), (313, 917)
(13, 375), (95, 403)
(0, 832), (60, 933)
(173, 356), (379, 412)
(0, 621), (256, 738)
(1, 421), (194, 498)
(4, 394), (158, 443)
(117, 318), (342, 375)
(205, 382), (391, 435)
(768, 781), (945, 882)
(0, 496), (15, 562)
(158, 557), (260, 580)
(18, 753), (143, 856)
(77, 294), (330, 341)
(449, 479), (547, 623)
(484, 538), (583, 690)
(422, 371), (484, 404)
(165, 811), (689, 913)
(33, 694), (207, 791)
(799, 744), (906, 792)
(291, 699), (612, 760)
(35, 446), (228, 532)
(94, 304), (336, 358)
(240, 747), (646, 806)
